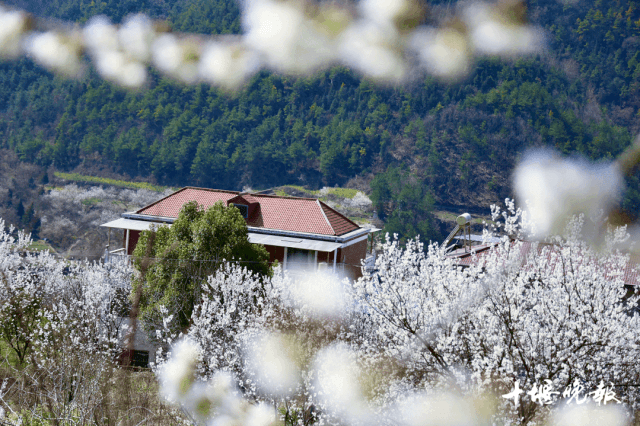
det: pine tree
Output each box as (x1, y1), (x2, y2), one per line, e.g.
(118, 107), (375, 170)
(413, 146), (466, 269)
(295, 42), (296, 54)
(16, 201), (24, 221)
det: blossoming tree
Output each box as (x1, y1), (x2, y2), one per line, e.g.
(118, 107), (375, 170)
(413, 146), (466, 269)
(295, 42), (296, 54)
(154, 204), (640, 426)
(0, 219), (142, 424)
(352, 205), (640, 424)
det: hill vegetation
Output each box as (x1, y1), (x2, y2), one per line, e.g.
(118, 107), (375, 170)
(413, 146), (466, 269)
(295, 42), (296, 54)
(1, 0), (639, 243)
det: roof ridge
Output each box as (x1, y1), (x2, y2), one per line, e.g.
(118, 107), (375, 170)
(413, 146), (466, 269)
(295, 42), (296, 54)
(182, 186), (240, 195)
(318, 200), (360, 235)
(137, 187), (240, 215)
(251, 193), (319, 201)
(316, 199), (335, 236)
(229, 193), (261, 205)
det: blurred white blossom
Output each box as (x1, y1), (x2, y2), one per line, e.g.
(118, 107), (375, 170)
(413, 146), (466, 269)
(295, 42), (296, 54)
(289, 270), (348, 319)
(198, 40), (261, 89)
(513, 149), (623, 237)
(313, 344), (373, 424)
(339, 21), (407, 83)
(243, 0), (334, 74)
(410, 27), (471, 81)
(24, 31), (83, 76)
(462, 2), (544, 56)
(359, 0), (411, 27)
(158, 339), (200, 402)
(157, 340), (278, 426)
(83, 16), (119, 52)
(244, 332), (302, 396)
(95, 49), (147, 87)
(0, 7), (28, 57)
(151, 33), (183, 74)
(243, 403), (278, 426)
(83, 16), (148, 86)
(152, 33), (200, 83)
(394, 392), (480, 426)
(118, 14), (154, 61)
(551, 404), (630, 426)
(0, 0), (547, 88)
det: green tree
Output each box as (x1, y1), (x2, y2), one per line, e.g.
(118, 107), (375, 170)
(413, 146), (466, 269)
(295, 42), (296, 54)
(16, 201), (25, 220)
(132, 201), (271, 332)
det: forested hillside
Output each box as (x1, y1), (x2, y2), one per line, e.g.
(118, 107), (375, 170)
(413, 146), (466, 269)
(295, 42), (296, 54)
(1, 0), (639, 242)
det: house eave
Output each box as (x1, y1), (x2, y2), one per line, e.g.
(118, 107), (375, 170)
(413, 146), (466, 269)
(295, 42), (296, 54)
(246, 225), (376, 243)
(122, 212), (175, 224)
(111, 213), (379, 244)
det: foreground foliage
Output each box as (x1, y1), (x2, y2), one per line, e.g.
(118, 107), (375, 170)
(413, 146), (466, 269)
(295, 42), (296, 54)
(132, 200), (271, 333)
(0, 220), (183, 425)
(154, 204), (640, 425)
(1, 200), (639, 425)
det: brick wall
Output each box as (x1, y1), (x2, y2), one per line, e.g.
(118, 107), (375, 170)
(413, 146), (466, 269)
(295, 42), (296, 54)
(125, 230), (141, 255)
(265, 245), (285, 264)
(338, 239), (367, 279)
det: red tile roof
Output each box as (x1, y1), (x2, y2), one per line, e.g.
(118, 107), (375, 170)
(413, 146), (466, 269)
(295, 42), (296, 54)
(228, 194), (260, 206)
(245, 195), (336, 235)
(136, 187), (361, 236)
(320, 201), (359, 235)
(239, 194), (260, 204)
(137, 188), (237, 217)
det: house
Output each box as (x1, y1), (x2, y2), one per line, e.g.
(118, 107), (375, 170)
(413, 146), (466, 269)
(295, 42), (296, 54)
(443, 214), (640, 289)
(117, 316), (157, 368)
(100, 187), (378, 279)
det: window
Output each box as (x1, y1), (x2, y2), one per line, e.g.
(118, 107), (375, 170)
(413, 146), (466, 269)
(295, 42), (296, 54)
(232, 204), (249, 218)
(131, 350), (150, 368)
(287, 247), (313, 267)
(119, 349), (150, 368)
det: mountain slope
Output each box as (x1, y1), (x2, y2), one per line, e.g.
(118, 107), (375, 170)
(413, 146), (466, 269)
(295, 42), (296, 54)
(1, 0), (639, 241)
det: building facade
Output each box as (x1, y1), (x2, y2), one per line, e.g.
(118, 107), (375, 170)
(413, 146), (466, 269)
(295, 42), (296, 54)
(101, 187), (377, 278)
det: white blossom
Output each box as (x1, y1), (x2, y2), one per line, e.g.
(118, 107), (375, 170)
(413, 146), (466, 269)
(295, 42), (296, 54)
(153, 33), (201, 83)
(394, 392), (480, 426)
(409, 27), (471, 81)
(83, 16), (119, 52)
(462, 1), (545, 57)
(0, 0), (548, 87)
(313, 344), (374, 424)
(0, 218), (134, 423)
(0, 6), (28, 57)
(244, 332), (302, 396)
(158, 339), (200, 402)
(24, 31), (83, 76)
(198, 40), (261, 90)
(118, 14), (154, 61)
(154, 205), (640, 425)
(359, 0), (411, 27)
(338, 21), (406, 83)
(551, 404), (630, 426)
(513, 149), (623, 237)
(243, 0), (335, 74)
(288, 269), (349, 319)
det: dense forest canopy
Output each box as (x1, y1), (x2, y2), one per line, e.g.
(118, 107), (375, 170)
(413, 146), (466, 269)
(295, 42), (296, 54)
(1, 0), (640, 241)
